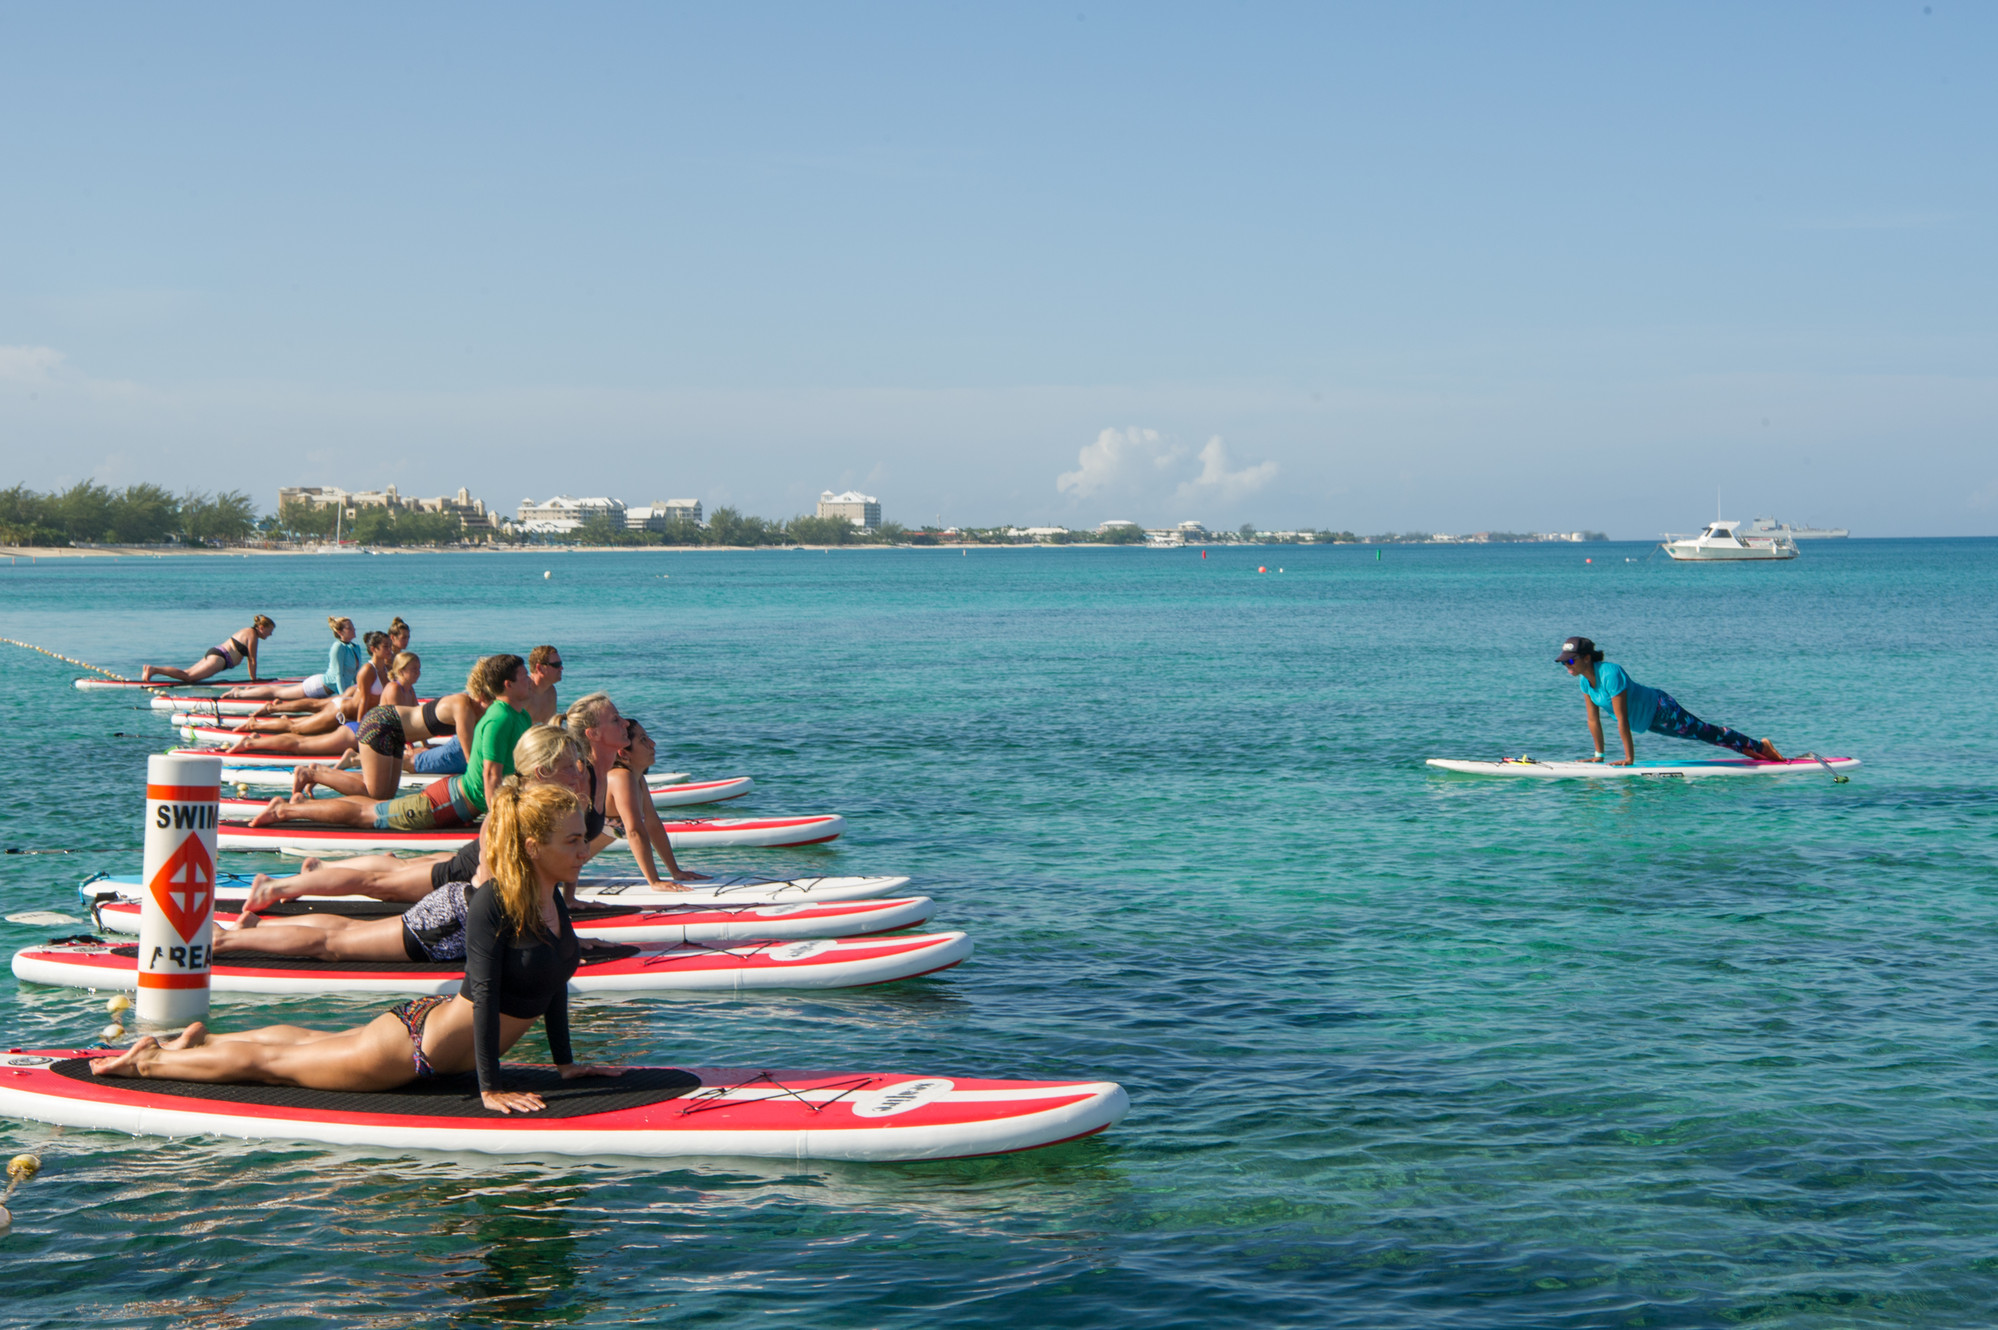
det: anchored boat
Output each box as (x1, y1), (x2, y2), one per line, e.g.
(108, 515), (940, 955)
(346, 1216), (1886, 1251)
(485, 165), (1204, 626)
(1660, 520), (1797, 562)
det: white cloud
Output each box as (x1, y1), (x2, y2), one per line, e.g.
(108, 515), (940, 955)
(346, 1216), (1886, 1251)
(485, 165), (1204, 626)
(0, 346), (66, 384)
(1055, 426), (1277, 518)
(1175, 436), (1278, 502)
(1055, 426), (1187, 498)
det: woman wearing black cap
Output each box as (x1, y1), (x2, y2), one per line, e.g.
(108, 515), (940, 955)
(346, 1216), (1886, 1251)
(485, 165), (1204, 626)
(1559, 636), (1783, 765)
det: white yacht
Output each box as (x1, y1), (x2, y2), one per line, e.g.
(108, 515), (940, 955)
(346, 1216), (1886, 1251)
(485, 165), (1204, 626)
(1747, 516), (1848, 539)
(1661, 520), (1798, 562)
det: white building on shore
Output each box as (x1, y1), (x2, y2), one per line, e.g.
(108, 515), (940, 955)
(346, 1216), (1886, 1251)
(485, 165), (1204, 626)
(627, 499), (704, 531)
(818, 490), (882, 530)
(518, 496), (626, 528)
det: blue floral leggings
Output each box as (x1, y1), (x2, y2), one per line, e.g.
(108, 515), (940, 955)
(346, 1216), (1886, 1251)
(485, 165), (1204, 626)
(1648, 692), (1763, 756)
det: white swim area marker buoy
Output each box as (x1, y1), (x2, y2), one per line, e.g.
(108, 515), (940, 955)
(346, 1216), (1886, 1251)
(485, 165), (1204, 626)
(544, 571), (552, 579)
(137, 752), (220, 1025)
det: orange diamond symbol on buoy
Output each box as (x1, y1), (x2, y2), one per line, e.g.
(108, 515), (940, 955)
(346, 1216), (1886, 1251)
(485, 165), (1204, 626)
(148, 835), (215, 941)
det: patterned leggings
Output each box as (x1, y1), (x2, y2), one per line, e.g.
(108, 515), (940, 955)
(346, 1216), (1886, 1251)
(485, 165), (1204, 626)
(1648, 692), (1762, 756)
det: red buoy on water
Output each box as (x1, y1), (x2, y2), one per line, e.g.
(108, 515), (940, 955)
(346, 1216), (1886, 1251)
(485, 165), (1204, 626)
(1258, 566), (1267, 573)
(1201, 549), (1207, 559)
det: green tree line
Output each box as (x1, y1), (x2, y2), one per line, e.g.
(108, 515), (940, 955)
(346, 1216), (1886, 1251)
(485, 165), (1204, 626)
(273, 500), (470, 546)
(0, 482), (257, 547)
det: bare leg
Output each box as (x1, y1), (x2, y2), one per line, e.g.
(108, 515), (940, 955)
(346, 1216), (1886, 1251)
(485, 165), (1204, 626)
(91, 1013), (418, 1090)
(1758, 738), (1784, 760)
(93, 1036), (159, 1072)
(216, 915), (410, 961)
(293, 763), (381, 799)
(242, 857), (445, 912)
(161, 1023), (207, 1049)
(248, 795), (380, 829)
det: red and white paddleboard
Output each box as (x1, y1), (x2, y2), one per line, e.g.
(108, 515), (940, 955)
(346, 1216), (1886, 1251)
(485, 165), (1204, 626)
(212, 813), (845, 853)
(216, 766), (749, 807)
(13, 931), (970, 994)
(74, 677), (303, 692)
(0, 1051), (1126, 1161)
(90, 893), (938, 944)
(200, 751), (687, 776)
(156, 695), (440, 716)
(80, 870), (915, 908)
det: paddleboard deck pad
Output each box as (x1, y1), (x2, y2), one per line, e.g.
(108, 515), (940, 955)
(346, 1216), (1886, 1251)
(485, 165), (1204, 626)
(211, 813), (844, 852)
(80, 871), (913, 907)
(1426, 755), (1860, 778)
(0, 1052), (1126, 1161)
(13, 931), (970, 994)
(89, 894), (938, 944)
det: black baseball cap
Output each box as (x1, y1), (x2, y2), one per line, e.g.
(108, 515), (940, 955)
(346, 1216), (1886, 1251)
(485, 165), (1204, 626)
(1557, 636), (1596, 662)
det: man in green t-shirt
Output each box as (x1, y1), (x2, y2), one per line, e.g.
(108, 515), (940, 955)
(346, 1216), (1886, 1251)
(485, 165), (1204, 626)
(238, 654), (543, 836)
(458, 656), (537, 815)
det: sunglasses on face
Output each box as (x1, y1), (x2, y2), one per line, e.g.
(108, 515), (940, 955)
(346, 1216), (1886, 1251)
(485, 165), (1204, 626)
(1560, 656), (1578, 666)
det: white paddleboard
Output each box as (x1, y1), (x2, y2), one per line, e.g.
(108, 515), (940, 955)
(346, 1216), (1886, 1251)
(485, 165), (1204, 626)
(0, 1051), (1126, 1162)
(79, 871), (913, 907)
(1426, 755), (1860, 778)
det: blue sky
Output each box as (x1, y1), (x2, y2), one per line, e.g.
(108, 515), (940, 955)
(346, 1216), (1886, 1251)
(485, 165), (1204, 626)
(3, 3), (1991, 535)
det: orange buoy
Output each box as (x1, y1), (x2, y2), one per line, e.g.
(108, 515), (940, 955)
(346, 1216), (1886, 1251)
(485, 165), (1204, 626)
(1258, 566), (1266, 573)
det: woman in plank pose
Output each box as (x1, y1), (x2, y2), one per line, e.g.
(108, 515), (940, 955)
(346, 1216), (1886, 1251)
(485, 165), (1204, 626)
(226, 617), (362, 705)
(1561, 635), (1783, 766)
(94, 779), (621, 1114)
(219, 726), (593, 962)
(140, 616), (275, 684)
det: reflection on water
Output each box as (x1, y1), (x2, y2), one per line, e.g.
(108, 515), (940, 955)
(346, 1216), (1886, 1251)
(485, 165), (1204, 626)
(451, 1184), (592, 1327)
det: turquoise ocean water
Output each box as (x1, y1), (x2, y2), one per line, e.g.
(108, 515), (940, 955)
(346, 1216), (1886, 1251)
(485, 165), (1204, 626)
(0, 539), (1994, 1327)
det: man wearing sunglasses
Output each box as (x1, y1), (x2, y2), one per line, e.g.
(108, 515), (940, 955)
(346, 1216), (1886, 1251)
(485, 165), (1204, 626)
(1559, 635), (1783, 766)
(526, 645), (564, 724)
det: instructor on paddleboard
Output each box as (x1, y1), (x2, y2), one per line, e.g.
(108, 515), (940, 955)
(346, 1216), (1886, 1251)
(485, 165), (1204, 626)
(1560, 636), (1782, 765)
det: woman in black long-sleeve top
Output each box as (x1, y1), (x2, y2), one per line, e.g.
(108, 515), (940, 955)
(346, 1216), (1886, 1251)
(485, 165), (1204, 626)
(91, 780), (622, 1114)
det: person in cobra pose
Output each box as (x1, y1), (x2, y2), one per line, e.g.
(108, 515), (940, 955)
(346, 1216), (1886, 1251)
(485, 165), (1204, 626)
(93, 780), (623, 1115)
(245, 653), (533, 832)
(289, 655), (498, 799)
(524, 646), (564, 723)
(220, 727), (594, 960)
(603, 718), (707, 887)
(1560, 635), (1784, 765)
(140, 616), (275, 684)
(223, 632), (396, 755)
(225, 617), (362, 706)
(234, 723), (606, 915)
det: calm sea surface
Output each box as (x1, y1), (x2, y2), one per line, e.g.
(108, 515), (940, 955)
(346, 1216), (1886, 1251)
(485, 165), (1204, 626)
(0, 539), (1994, 1328)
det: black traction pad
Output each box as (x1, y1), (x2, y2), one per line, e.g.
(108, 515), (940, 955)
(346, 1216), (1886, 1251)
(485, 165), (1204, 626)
(50, 1058), (704, 1119)
(105, 944), (643, 972)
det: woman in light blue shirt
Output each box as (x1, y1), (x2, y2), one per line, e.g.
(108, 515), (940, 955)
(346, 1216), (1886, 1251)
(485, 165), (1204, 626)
(1560, 635), (1782, 765)
(229, 616), (362, 703)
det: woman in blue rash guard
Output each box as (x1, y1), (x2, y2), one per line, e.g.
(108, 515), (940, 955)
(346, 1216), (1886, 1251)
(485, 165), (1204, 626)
(1559, 635), (1783, 766)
